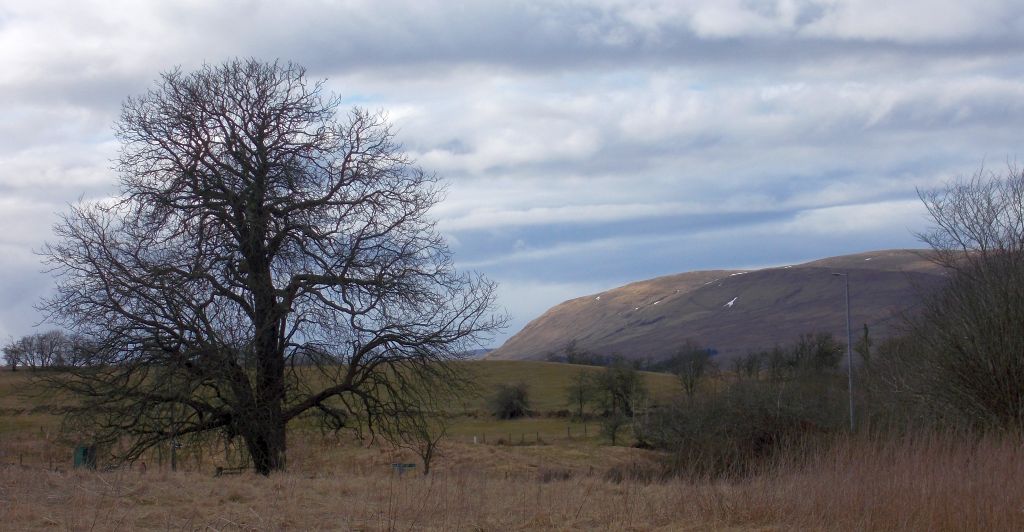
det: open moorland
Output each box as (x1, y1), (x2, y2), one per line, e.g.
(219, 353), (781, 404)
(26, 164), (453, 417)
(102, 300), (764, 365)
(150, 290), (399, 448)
(489, 249), (947, 363)
(2, 361), (1023, 530)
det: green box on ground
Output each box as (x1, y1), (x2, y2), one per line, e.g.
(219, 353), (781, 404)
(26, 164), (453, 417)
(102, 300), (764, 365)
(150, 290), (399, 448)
(73, 444), (96, 469)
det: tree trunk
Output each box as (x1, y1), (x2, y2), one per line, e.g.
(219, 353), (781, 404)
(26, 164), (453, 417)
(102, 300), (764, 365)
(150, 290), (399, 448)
(246, 240), (288, 475)
(245, 417), (287, 475)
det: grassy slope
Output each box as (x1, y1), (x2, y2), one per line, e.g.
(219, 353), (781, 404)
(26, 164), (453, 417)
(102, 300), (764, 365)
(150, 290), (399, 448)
(456, 360), (678, 412)
(446, 360), (677, 443)
(491, 249), (947, 362)
(0, 360), (676, 424)
(0, 371), (61, 434)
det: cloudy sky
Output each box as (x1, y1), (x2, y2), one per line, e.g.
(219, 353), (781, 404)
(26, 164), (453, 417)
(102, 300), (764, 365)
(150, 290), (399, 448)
(1, 0), (1023, 346)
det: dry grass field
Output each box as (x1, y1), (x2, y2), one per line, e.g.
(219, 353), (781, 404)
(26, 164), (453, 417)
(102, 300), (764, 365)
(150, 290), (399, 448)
(3, 434), (1023, 530)
(2, 364), (1023, 530)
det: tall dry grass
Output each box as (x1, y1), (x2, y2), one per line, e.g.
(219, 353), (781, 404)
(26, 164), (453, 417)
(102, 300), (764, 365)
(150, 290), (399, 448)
(701, 432), (1024, 530)
(1, 432), (1022, 530)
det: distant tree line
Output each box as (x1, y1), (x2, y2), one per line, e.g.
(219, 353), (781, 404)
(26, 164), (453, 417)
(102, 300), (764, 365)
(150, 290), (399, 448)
(2, 330), (86, 371)
(546, 338), (719, 372)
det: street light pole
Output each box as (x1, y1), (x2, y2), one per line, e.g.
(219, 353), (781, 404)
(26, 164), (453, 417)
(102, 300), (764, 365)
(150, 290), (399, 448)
(833, 272), (854, 432)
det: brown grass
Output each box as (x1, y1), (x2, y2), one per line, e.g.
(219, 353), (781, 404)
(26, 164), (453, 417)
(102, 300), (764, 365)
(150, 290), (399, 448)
(2, 368), (1020, 530)
(2, 432), (1022, 530)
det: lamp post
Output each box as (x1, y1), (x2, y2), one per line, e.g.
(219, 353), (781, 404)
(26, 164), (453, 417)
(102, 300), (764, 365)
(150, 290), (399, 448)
(832, 272), (854, 432)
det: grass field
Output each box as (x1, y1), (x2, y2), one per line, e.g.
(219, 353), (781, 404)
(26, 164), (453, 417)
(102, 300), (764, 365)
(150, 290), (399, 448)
(2, 361), (1023, 530)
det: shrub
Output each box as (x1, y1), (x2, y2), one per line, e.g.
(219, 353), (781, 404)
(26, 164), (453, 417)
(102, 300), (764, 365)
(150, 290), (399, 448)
(636, 367), (846, 478)
(488, 382), (531, 419)
(633, 333), (848, 476)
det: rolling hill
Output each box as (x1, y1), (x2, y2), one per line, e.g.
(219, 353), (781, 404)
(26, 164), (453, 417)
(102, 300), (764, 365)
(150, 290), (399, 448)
(488, 249), (947, 363)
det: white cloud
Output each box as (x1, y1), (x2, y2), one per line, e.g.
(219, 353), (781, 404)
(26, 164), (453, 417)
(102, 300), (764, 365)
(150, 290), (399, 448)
(801, 0), (1018, 43)
(1, 0), (1022, 344)
(439, 201), (690, 231)
(0, 197), (64, 247)
(767, 199), (929, 236)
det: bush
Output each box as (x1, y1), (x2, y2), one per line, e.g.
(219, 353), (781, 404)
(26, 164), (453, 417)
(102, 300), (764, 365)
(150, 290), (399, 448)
(635, 333), (848, 479)
(488, 382), (531, 419)
(636, 378), (845, 478)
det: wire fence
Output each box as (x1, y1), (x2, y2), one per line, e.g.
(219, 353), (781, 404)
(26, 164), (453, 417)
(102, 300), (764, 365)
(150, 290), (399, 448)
(462, 424), (597, 446)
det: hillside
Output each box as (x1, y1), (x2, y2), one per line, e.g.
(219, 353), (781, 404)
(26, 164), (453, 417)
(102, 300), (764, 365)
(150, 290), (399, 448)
(488, 249), (947, 362)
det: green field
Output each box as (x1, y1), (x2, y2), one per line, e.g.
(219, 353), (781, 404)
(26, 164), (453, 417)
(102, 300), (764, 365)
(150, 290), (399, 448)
(0, 360), (678, 467)
(455, 359), (677, 411)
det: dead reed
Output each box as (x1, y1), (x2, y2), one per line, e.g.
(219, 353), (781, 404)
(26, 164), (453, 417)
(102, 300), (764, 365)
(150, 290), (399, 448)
(1, 432), (1021, 530)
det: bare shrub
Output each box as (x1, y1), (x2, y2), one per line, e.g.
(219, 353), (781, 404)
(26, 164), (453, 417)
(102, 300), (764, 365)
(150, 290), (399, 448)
(865, 165), (1024, 430)
(488, 382), (531, 419)
(636, 333), (845, 478)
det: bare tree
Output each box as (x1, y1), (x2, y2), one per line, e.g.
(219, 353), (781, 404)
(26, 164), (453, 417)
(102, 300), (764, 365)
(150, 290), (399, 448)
(591, 357), (647, 418)
(393, 411), (447, 476)
(600, 412), (629, 446)
(918, 164), (1024, 271)
(671, 339), (713, 399)
(565, 369), (593, 418)
(1, 339), (20, 371)
(902, 164), (1024, 428)
(3, 331), (76, 370)
(39, 59), (503, 474)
